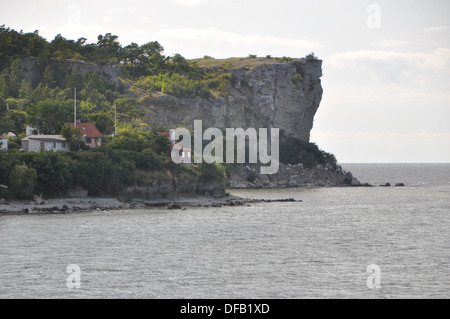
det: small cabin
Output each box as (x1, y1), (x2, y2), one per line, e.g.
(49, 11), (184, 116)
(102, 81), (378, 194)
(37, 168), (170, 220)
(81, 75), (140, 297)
(21, 135), (70, 153)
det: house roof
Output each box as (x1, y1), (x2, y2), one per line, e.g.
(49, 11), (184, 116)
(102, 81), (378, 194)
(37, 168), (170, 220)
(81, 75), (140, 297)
(21, 135), (67, 142)
(71, 123), (103, 138)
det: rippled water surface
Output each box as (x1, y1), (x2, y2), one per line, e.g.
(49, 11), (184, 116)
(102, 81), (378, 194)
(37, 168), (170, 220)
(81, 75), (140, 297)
(0, 164), (449, 298)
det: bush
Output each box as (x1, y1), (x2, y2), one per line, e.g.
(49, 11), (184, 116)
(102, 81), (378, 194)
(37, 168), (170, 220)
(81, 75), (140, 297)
(136, 73), (211, 98)
(197, 163), (225, 181)
(9, 165), (37, 199)
(292, 73), (303, 85)
(0, 186), (12, 200)
(279, 137), (337, 169)
(306, 52), (319, 61)
(30, 152), (73, 196)
(141, 149), (164, 170)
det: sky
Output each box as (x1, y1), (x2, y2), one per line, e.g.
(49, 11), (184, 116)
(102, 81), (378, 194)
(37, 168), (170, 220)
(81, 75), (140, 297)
(1, 0), (449, 163)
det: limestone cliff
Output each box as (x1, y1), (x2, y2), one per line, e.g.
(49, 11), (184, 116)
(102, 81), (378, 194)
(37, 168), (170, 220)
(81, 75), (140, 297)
(142, 57), (323, 142)
(140, 57), (360, 188)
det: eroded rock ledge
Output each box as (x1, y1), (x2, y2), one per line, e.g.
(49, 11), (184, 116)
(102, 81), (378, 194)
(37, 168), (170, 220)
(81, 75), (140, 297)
(227, 163), (363, 189)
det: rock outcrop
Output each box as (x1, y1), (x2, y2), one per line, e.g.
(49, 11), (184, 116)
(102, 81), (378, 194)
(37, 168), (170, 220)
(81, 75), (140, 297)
(143, 58), (323, 142)
(120, 173), (226, 201)
(227, 163), (360, 189)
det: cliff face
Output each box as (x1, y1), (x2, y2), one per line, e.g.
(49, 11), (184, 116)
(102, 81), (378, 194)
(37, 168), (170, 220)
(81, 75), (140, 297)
(143, 58), (323, 142)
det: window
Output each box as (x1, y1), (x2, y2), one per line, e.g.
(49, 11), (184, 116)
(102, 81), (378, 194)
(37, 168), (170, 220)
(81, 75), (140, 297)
(53, 142), (56, 148)
(86, 138), (92, 144)
(62, 143), (66, 148)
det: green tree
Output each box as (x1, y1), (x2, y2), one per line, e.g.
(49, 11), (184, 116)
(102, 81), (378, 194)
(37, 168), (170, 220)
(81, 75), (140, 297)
(148, 134), (171, 156)
(30, 152), (73, 196)
(7, 58), (23, 98)
(81, 72), (107, 107)
(113, 96), (143, 122)
(88, 110), (115, 135)
(50, 34), (77, 60)
(0, 70), (9, 99)
(18, 79), (33, 99)
(96, 33), (121, 64)
(9, 164), (37, 199)
(28, 99), (73, 134)
(8, 110), (27, 134)
(31, 82), (51, 104)
(0, 113), (14, 135)
(0, 97), (14, 134)
(42, 65), (57, 88)
(60, 123), (85, 151)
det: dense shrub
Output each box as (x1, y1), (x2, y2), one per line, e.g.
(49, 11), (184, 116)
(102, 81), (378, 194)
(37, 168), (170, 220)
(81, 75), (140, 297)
(279, 137), (337, 169)
(135, 71), (232, 98)
(30, 151), (73, 196)
(197, 163), (225, 181)
(0, 144), (173, 199)
(9, 165), (37, 199)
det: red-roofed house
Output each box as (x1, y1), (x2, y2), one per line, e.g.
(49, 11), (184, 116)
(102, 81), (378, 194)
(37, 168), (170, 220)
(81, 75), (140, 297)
(71, 123), (103, 148)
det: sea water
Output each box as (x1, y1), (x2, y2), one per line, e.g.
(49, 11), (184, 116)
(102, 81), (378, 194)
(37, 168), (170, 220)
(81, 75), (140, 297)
(0, 164), (449, 298)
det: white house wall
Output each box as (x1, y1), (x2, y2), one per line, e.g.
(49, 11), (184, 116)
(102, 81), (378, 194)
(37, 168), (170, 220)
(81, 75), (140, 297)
(27, 140), (70, 152)
(0, 138), (7, 150)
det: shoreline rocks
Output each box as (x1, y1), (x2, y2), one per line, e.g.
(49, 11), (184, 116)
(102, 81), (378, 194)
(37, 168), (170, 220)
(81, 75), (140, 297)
(226, 163), (366, 189)
(0, 194), (307, 215)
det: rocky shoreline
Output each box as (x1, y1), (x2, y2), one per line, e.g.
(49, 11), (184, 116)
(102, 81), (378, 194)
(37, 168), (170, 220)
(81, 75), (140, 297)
(227, 163), (366, 188)
(0, 182), (408, 215)
(0, 194), (302, 215)
(0, 163), (408, 215)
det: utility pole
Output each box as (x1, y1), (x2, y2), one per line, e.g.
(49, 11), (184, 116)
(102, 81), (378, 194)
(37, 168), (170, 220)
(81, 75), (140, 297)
(114, 105), (117, 136)
(74, 88), (77, 127)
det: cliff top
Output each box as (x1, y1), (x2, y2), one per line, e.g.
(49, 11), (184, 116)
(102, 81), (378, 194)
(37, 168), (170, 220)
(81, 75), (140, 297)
(192, 56), (308, 70)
